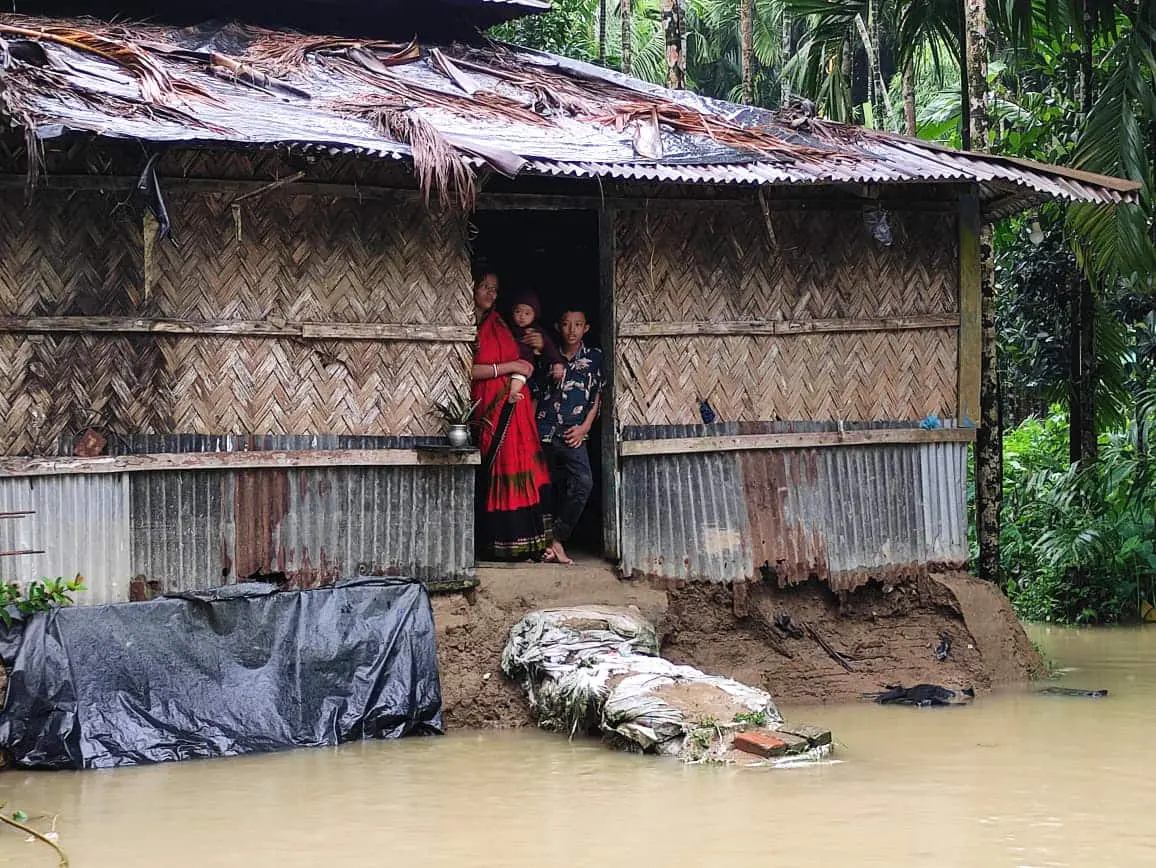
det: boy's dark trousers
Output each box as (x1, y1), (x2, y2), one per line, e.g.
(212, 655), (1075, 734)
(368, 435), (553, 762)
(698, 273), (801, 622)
(544, 436), (593, 543)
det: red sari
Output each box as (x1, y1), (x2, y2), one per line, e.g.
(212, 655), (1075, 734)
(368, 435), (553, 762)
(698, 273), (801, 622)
(472, 309), (551, 559)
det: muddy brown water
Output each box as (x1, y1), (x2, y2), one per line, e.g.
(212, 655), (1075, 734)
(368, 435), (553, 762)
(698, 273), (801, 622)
(1, 624), (1153, 868)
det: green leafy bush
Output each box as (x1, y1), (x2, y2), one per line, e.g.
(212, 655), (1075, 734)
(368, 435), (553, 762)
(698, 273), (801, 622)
(0, 575), (86, 628)
(997, 406), (1156, 623)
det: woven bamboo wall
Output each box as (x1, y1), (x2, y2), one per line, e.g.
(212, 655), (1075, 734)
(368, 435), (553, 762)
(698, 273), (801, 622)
(0, 188), (472, 456)
(615, 205), (959, 425)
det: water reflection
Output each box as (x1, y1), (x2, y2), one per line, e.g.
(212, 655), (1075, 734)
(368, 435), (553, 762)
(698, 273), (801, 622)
(2, 624), (1153, 867)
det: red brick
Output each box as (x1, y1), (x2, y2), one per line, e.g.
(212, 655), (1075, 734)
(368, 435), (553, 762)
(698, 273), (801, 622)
(733, 731), (790, 758)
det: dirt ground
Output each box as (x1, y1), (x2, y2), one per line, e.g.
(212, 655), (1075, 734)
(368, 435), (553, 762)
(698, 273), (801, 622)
(432, 561), (1043, 728)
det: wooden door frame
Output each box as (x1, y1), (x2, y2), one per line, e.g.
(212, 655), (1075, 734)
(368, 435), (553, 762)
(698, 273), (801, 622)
(471, 204), (620, 561)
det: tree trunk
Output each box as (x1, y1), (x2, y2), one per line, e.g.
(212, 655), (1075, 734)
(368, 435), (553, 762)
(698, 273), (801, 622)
(867, 0), (881, 124)
(1069, 272), (1098, 463)
(958, 0), (971, 150)
(620, 0), (632, 75)
(903, 61), (916, 135)
(965, 0), (999, 584)
(1069, 1), (1098, 465)
(662, 0), (686, 89)
(741, 0), (755, 103)
(781, 10), (792, 105)
(599, 0), (608, 64)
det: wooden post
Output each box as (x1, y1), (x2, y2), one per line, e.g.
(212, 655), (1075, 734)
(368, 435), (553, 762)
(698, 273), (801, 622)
(142, 210), (158, 305)
(599, 205), (620, 561)
(957, 194), (981, 427)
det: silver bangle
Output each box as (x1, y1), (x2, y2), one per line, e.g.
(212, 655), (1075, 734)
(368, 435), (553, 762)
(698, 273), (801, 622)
(492, 363), (498, 378)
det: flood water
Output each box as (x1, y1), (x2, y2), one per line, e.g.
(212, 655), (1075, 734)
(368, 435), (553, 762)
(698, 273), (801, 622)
(2, 624), (1153, 868)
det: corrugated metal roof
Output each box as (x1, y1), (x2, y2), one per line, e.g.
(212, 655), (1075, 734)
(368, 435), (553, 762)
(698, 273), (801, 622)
(0, 14), (1138, 212)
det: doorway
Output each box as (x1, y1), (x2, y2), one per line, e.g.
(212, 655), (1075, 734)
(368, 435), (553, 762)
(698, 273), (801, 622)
(471, 209), (608, 558)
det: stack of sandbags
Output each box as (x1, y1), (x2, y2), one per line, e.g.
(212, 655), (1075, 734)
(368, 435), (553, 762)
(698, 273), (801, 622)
(502, 606), (827, 764)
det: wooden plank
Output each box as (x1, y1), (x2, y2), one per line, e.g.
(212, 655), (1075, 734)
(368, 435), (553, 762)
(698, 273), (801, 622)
(619, 427), (976, 457)
(0, 316), (474, 343)
(0, 448), (481, 479)
(957, 194), (982, 427)
(618, 313), (960, 339)
(599, 204), (620, 560)
(299, 322), (476, 342)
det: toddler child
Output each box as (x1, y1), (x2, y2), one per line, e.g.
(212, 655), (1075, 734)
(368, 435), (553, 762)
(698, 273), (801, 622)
(507, 290), (565, 403)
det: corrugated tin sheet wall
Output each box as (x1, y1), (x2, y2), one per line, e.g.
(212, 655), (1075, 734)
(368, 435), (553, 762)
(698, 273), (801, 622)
(0, 475), (132, 605)
(620, 422), (968, 589)
(0, 443), (474, 605)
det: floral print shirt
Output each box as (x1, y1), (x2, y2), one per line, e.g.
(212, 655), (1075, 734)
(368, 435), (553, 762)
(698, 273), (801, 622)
(534, 343), (604, 443)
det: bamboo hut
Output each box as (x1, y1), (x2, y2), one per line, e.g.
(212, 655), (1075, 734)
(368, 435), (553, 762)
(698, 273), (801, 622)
(0, 5), (1137, 602)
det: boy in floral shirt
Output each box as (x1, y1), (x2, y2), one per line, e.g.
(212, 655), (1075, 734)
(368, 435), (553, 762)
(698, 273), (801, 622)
(533, 308), (602, 565)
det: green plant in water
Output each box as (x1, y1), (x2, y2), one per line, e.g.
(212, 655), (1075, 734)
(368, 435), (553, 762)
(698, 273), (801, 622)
(1029, 639), (1060, 680)
(0, 575), (86, 628)
(733, 710), (769, 727)
(0, 802), (69, 866)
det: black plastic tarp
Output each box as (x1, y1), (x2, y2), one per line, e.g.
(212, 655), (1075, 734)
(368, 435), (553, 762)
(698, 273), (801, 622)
(0, 578), (443, 770)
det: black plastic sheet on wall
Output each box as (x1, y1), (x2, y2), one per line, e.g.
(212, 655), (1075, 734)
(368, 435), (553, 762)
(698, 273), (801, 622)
(0, 578), (443, 770)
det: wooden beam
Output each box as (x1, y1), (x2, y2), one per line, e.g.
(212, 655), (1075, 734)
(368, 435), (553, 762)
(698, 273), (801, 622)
(957, 195), (982, 427)
(0, 175), (960, 213)
(618, 313), (960, 339)
(0, 448), (481, 479)
(619, 427), (976, 457)
(0, 315), (475, 343)
(599, 204), (621, 561)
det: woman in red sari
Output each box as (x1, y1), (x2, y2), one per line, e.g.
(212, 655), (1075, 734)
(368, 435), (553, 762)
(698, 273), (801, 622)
(470, 271), (552, 560)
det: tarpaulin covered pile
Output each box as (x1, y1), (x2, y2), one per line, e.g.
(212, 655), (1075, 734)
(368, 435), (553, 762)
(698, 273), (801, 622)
(0, 578), (442, 770)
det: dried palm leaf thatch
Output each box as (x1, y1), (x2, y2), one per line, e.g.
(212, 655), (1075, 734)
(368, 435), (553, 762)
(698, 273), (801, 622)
(0, 22), (217, 108)
(3, 61), (234, 136)
(455, 44), (842, 165)
(332, 100), (474, 210)
(244, 32), (421, 76)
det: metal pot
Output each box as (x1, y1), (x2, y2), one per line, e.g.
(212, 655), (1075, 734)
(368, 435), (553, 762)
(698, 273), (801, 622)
(447, 424), (471, 448)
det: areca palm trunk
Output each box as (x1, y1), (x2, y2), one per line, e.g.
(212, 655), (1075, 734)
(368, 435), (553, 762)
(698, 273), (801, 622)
(741, 0), (755, 103)
(964, 0), (1000, 584)
(1070, 6), (1097, 464)
(621, 0), (632, 74)
(781, 9), (792, 105)
(663, 0), (687, 89)
(599, 0), (608, 63)
(902, 61), (916, 135)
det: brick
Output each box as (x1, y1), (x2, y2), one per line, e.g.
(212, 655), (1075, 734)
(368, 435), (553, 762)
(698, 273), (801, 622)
(733, 731), (790, 758)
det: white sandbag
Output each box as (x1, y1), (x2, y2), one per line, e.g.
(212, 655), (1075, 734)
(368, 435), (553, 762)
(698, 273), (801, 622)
(501, 605), (786, 762)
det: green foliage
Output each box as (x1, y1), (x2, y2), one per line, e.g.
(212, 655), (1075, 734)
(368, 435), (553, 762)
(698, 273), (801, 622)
(733, 709), (769, 726)
(489, 0), (600, 58)
(0, 575), (86, 628)
(429, 390), (480, 425)
(999, 408), (1156, 624)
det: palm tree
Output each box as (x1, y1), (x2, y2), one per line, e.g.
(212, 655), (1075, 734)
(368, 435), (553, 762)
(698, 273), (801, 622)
(740, 0), (755, 101)
(622, 0), (634, 72)
(784, 0), (963, 133)
(687, 0), (789, 105)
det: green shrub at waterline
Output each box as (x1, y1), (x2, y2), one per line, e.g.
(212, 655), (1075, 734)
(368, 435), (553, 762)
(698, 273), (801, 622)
(994, 408), (1156, 624)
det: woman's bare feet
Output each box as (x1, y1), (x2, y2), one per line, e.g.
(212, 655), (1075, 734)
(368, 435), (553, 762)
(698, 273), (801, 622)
(548, 540), (574, 565)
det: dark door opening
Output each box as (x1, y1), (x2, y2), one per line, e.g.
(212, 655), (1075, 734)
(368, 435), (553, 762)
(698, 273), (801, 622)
(471, 209), (606, 558)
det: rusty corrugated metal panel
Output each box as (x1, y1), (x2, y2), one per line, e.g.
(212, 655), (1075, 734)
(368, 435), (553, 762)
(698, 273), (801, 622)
(0, 475), (130, 604)
(130, 471), (231, 593)
(130, 465), (474, 595)
(620, 424), (753, 582)
(620, 421), (968, 586)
